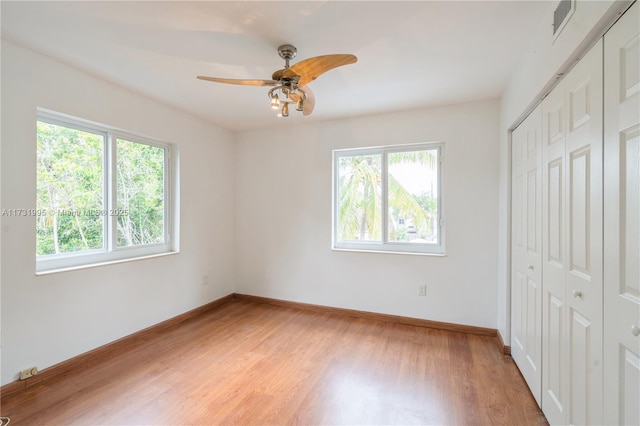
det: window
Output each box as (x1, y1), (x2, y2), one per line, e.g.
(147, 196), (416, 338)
(36, 110), (173, 272)
(333, 142), (443, 254)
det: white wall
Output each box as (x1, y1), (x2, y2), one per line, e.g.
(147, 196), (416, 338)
(497, 0), (632, 344)
(235, 100), (500, 328)
(0, 41), (235, 385)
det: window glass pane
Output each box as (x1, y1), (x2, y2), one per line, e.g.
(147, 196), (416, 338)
(337, 153), (382, 241)
(387, 149), (438, 243)
(36, 121), (104, 255)
(116, 139), (165, 247)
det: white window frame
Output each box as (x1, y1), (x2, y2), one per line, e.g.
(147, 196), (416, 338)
(36, 109), (175, 273)
(332, 142), (445, 255)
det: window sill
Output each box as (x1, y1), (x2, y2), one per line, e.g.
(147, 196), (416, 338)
(35, 251), (179, 276)
(331, 247), (446, 257)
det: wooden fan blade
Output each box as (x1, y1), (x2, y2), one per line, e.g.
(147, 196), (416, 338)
(197, 76), (277, 86)
(301, 85), (315, 116)
(289, 86), (315, 116)
(288, 54), (357, 85)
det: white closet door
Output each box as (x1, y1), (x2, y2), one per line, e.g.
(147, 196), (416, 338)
(511, 105), (542, 405)
(564, 38), (604, 426)
(542, 38), (603, 425)
(604, 2), (640, 425)
(542, 77), (569, 426)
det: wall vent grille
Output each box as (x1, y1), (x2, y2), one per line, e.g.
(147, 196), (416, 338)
(553, 0), (575, 39)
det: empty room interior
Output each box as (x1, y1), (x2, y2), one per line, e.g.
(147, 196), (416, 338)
(1, 1), (639, 425)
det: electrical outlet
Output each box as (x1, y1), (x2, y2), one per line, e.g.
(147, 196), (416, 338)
(417, 284), (427, 296)
(19, 366), (38, 380)
(202, 275), (209, 286)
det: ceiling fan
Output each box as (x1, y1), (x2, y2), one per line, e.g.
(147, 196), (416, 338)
(197, 44), (357, 117)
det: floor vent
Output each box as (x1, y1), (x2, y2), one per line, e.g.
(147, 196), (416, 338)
(553, 0), (575, 40)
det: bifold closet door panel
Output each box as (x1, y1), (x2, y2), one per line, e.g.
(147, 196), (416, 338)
(541, 78), (568, 426)
(603, 2), (640, 425)
(563, 37), (603, 426)
(542, 38), (603, 426)
(511, 105), (543, 406)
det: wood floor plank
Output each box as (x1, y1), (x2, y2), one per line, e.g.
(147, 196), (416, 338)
(0, 299), (547, 425)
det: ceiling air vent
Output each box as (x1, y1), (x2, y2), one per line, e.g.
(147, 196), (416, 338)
(553, 0), (575, 40)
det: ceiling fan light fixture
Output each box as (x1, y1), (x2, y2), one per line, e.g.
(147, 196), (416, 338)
(281, 103), (289, 117)
(296, 98), (304, 112)
(270, 94), (280, 109)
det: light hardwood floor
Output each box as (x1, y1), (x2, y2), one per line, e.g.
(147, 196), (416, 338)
(1, 299), (547, 425)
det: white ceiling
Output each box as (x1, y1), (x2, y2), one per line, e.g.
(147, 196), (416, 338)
(1, 1), (551, 132)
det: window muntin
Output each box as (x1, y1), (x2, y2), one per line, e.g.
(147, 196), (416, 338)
(333, 143), (443, 255)
(36, 111), (172, 272)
